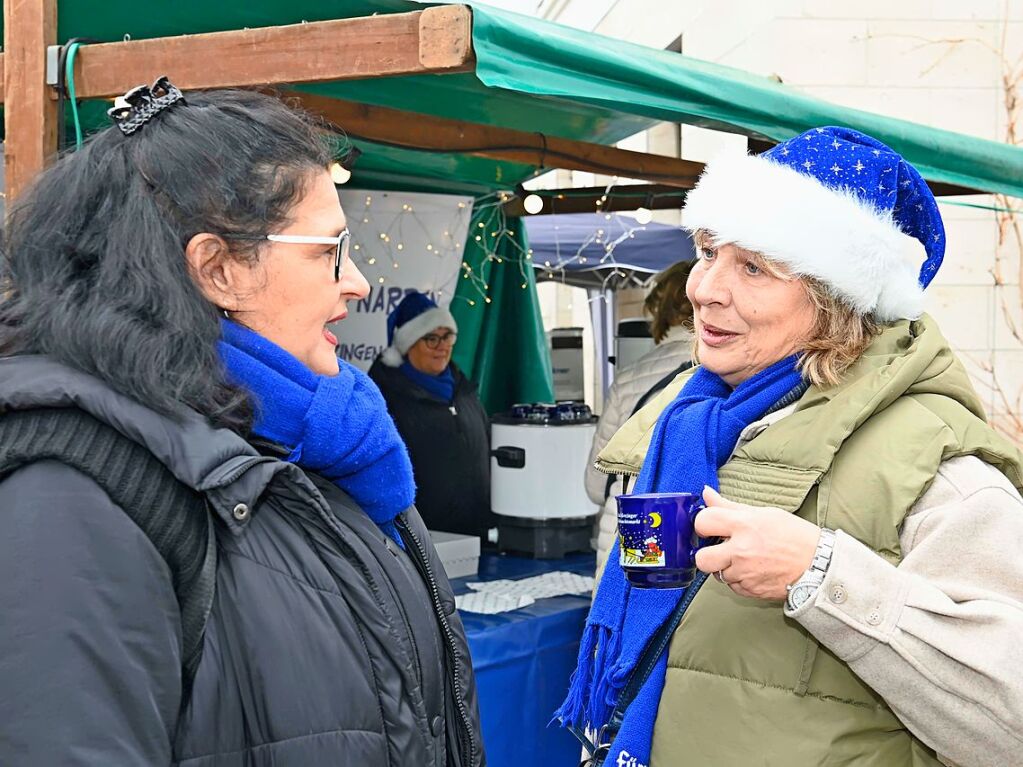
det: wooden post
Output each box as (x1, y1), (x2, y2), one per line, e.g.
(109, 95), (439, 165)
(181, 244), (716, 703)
(4, 0), (58, 203)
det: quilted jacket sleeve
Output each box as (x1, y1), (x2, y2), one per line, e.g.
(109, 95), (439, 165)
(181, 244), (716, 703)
(790, 456), (1023, 767)
(0, 461), (182, 765)
(585, 382), (629, 507)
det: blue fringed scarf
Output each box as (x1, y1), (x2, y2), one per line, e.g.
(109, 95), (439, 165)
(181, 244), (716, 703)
(399, 360), (456, 403)
(556, 356), (804, 765)
(218, 319), (416, 545)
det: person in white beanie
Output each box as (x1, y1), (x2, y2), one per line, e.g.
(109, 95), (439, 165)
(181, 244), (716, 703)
(558, 126), (1023, 767)
(369, 291), (492, 538)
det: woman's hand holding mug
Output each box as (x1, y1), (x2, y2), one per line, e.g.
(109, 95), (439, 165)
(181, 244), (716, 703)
(694, 487), (821, 601)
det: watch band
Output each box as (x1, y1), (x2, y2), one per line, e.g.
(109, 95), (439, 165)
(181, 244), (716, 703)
(808, 527), (836, 575)
(785, 528), (836, 611)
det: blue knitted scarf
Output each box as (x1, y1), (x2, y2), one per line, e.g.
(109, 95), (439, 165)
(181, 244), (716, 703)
(218, 320), (416, 545)
(399, 360), (456, 403)
(556, 356), (803, 765)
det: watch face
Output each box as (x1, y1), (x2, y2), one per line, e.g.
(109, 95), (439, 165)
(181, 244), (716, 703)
(787, 583), (817, 610)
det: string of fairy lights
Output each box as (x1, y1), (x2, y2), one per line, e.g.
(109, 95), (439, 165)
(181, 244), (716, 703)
(337, 172), (671, 309)
(509, 177), (663, 293)
(343, 191), (473, 305)
(458, 192), (535, 307)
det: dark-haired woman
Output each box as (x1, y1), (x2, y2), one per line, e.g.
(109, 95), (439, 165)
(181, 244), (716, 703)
(369, 291), (492, 539)
(0, 83), (482, 766)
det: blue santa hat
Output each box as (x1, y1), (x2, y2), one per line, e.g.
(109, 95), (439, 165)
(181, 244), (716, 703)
(682, 126), (945, 322)
(381, 291), (458, 367)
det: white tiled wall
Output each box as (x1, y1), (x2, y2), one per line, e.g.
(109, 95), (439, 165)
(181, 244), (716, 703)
(535, 0), (1023, 438)
(864, 21), (1000, 88)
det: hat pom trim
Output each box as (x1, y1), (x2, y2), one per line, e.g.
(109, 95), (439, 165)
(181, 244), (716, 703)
(682, 152), (926, 322)
(381, 346), (404, 367)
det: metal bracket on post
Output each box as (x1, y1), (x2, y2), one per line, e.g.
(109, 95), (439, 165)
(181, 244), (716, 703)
(45, 44), (61, 86)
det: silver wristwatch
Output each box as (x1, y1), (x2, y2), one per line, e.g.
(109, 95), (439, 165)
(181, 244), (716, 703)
(785, 528), (836, 611)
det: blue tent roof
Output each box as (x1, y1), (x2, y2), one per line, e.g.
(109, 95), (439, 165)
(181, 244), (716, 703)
(525, 212), (695, 288)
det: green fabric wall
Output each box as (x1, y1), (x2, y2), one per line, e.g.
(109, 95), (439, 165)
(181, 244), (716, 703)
(451, 202), (554, 414)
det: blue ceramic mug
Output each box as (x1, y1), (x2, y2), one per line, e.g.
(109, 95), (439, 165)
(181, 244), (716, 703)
(616, 492), (708, 589)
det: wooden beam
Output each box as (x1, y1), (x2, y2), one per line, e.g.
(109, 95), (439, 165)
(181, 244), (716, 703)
(4, 0), (57, 203)
(922, 179), (977, 197)
(502, 184), (687, 217)
(286, 91), (705, 187)
(281, 90), (994, 196)
(49, 7), (474, 101)
(418, 4), (473, 71)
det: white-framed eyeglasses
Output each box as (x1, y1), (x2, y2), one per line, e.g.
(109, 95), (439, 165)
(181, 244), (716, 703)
(222, 228), (351, 282)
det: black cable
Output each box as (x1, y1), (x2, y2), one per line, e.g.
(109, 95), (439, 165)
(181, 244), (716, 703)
(56, 37), (102, 151)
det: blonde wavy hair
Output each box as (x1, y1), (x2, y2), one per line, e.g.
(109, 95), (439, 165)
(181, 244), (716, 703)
(692, 230), (880, 387)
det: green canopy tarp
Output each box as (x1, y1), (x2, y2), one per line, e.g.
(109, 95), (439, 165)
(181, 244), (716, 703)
(14, 0), (1023, 197)
(451, 203), (553, 412)
(469, 5), (1023, 199)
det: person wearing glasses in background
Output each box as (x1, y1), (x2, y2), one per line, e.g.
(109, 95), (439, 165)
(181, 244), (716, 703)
(0, 83), (482, 766)
(370, 291), (492, 539)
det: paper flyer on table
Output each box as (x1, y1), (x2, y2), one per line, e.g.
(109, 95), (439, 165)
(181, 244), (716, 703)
(455, 571), (595, 614)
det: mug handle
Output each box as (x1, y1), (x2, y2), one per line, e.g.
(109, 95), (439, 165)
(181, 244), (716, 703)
(689, 500), (720, 550)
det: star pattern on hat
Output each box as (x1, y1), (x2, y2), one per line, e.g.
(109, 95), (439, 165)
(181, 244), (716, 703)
(763, 127), (946, 287)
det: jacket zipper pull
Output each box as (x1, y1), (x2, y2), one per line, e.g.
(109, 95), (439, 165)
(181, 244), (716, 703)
(449, 405), (458, 416)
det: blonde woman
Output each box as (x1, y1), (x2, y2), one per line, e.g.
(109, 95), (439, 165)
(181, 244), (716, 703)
(559, 127), (1023, 767)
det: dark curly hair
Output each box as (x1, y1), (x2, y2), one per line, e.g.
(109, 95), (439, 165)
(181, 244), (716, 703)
(0, 89), (333, 433)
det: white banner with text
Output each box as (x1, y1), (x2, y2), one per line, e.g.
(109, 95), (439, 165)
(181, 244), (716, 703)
(330, 189), (473, 370)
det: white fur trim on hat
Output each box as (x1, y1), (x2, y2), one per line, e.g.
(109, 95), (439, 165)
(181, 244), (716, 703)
(682, 152), (926, 322)
(381, 347), (404, 367)
(380, 306), (458, 367)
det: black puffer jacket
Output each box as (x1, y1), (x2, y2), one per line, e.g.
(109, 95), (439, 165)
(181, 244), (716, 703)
(368, 360), (491, 539)
(0, 356), (483, 766)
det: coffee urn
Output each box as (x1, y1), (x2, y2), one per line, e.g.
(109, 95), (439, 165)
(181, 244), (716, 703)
(490, 403), (599, 558)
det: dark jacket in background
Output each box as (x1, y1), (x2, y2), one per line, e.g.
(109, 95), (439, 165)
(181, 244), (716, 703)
(0, 355), (483, 767)
(369, 360), (491, 539)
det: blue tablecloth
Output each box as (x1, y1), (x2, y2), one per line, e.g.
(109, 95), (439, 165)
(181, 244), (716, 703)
(454, 553), (594, 767)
